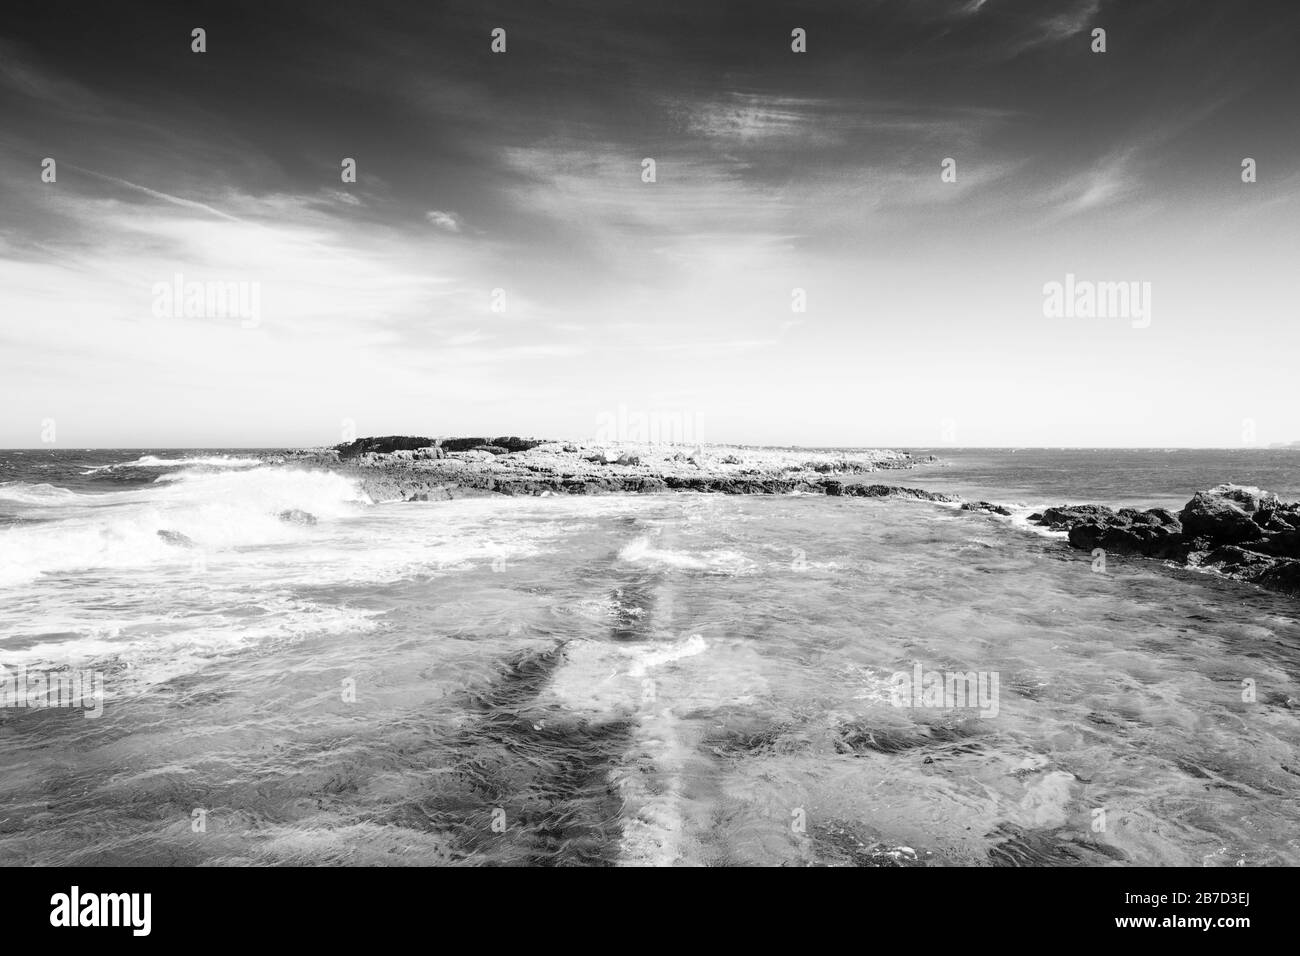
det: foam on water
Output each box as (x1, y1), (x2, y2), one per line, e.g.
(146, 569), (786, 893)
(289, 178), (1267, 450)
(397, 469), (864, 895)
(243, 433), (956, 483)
(0, 467), (368, 587)
(0, 482), (87, 505)
(83, 454), (264, 474)
(625, 633), (708, 677)
(618, 535), (756, 575)
(1, 599), (383, 692)
(0, 484), (667, 691)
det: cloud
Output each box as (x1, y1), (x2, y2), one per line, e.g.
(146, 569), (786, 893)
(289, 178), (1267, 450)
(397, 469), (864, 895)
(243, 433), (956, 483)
(66, 166), (245, 223)
(425, 210), (462, 232)
(677, 94), (840, 146)
(323, 189), (362, 207)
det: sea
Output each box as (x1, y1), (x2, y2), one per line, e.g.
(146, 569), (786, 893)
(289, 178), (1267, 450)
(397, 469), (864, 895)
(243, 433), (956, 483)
(0, 447), (1297, 866)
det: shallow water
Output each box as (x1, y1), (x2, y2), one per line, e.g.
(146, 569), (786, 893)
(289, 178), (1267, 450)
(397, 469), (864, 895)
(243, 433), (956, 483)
(1, 462), (1298, 866)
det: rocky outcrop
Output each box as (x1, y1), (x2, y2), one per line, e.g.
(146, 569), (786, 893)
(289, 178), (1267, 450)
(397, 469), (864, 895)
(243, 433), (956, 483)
(1065, 509), (1184, 560)
(1027, 504), (1117, 530)
(828, 482), (957, 503)
(336, 436), (439, 458)
(335, 435), (546, 458)
(272, 437), (934, 503)
(437, 436), (547, 453)
(1029, 484), (1300, 597)
(1180, 485), (1270, 543)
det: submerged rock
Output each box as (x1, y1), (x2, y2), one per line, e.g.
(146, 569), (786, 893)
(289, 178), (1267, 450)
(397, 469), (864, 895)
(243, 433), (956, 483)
(987, 821), (1127, 866)
(278, 509), (318, 525)
(961, 501), (1013, 516)
(156, 529), (195, 547)
(809, 821), (926, 867)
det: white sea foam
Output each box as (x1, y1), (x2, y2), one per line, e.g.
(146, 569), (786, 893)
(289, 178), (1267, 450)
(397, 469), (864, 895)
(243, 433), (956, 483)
(0, 482), (86, 504)
(625, 633), (707, 677)
(0, 599), (382, 691)
(618, 536), (756, 575)
(1007, 506), (1069, 539)
(83, 454), (264, 474)
(0, 467), (368, 587)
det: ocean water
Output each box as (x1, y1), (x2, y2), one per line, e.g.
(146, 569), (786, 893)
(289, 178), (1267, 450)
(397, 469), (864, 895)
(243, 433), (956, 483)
(901, 447), (1300, 510)
(0, 449), (1298, 866)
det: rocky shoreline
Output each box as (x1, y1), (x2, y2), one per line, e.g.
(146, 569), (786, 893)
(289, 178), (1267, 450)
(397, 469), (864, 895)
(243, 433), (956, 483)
(265, 436), (1299, 599)
(268, 436), (943, 502)
(1027, 484), (1300, 598)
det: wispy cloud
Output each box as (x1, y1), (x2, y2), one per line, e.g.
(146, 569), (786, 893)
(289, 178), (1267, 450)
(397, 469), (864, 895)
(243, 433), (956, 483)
(425, 210), (463, 232)
(66, 166), (245, 223)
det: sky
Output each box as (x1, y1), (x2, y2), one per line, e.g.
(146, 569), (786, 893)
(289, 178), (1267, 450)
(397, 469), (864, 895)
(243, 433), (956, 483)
(1, 0), (1298, 448)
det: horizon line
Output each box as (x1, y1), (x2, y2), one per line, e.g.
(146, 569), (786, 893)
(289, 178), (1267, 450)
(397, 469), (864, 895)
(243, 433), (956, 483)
(2, 444), (1297, 452)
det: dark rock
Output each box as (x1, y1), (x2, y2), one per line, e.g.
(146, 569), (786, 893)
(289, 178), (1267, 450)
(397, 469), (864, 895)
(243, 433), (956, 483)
(844, 484), (957, 503)
(1255, 500), (1300, 533)
(438, 437), (490, 453)
(1194, 547), (1300, 596)
(962, 501), (1013, 516)
(278, 509), (318, 525)
(1180, 486), (1267, 544)
(1253, 530), (1300, 559)
(1045, 483), (1300, 599)
(436, 436), (546, 454)
(1030, 504), (1117, 531)
(1255, 559), (1300, 596)
(1200, 545), (1269, 571)
(1068, 519), (1184, 559)
(1145, 507), (1181, 526)
(336, 436), (437, 459)
(491, 436), (547, 453)
(157, 529), (195, 547)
